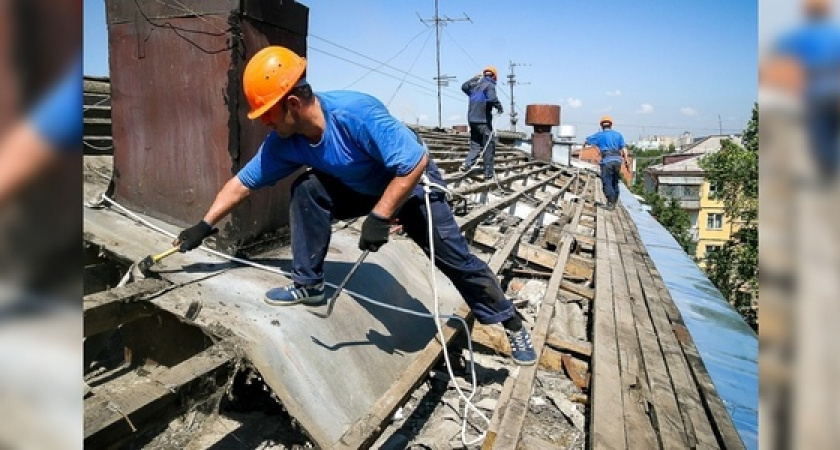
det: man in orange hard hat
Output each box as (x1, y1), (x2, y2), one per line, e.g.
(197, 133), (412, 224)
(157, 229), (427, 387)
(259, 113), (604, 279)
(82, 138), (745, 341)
(460, 66), (503, 180)
(173, 46), (537, 366)
(584, 116), (629, 210)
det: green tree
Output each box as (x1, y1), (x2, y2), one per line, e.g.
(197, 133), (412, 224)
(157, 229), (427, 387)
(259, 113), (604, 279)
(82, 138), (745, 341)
(630, 147), (669, 196)
(699, 103), (758, 328)
(643, 191), (695, 255)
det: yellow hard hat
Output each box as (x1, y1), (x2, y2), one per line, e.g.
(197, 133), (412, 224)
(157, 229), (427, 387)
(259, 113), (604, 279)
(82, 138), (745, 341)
(483, 66), (498, 80)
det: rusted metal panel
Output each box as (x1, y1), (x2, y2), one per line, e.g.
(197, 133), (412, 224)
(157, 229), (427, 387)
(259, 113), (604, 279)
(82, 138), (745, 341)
(227, 16), (308, 250)
(106, 0), (308, 251)
(242, 0), (309, 36)
(525, 104), (560, 127)
(106, 0), (238, 24)
(532, 132), (553, 162)
(108, 15), (234, 225)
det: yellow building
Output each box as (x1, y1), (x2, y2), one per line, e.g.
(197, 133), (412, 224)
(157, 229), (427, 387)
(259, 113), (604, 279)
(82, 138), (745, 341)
(695, 180), (740, 267)
(644, 135), (745, 267)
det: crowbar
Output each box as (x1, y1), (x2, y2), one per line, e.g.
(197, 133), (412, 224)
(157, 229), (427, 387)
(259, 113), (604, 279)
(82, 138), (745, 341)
(311, 249), (370, 318)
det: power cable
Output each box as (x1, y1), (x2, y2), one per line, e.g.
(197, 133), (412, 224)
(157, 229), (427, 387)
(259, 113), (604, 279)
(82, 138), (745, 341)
(387, 31), (434, 106)
(310, 46), (463, 102)
(312, 33), (435, 89)
(341, 28), (432, 89)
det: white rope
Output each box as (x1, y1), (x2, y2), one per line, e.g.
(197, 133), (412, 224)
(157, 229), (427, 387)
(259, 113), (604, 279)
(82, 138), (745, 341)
(421, 176), (490, 446)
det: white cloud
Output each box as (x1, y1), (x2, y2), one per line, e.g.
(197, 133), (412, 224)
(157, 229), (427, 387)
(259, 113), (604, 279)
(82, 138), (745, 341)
(680, 107), (698, 116)
(635, 104), (654, 114)
(605, 90), (621, 97)
(597, 106), (613, 114)
(448, 114), (462, 121)
(567, 98), (582, 108)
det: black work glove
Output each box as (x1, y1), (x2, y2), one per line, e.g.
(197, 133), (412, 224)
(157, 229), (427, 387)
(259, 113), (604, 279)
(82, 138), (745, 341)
(359, 212), (391, 252)
(174, 220), (218, 252)
(496, 106), (504, 114)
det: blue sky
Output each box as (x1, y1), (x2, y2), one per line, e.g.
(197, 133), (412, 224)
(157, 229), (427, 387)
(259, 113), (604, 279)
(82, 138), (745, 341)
(84, 0), (757, 140)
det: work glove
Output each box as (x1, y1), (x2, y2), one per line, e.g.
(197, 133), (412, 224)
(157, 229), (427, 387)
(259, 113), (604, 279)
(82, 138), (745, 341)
(359, 212), (391, 252)
(496, 106), (504, 114)
(174, 220), (218, 252)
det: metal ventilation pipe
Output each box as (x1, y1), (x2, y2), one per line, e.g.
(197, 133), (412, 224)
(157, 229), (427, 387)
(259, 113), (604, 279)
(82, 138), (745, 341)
(525, 104), (560, 162)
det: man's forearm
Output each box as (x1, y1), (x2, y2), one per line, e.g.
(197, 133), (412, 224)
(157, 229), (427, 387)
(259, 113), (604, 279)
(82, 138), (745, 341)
(372, 154), (428, 219)
(203, 176), (251, 225)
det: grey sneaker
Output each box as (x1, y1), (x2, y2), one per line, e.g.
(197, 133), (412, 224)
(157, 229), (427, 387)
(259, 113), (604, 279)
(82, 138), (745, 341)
(265, 282), (325, 306)
(506, 327), (537, 365)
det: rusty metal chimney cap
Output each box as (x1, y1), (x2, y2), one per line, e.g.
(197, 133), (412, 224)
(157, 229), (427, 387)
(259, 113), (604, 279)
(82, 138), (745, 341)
(525, 104), (560, 127)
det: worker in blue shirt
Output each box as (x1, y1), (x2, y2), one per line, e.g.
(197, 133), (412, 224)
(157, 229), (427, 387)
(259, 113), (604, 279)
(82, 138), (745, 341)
(773, 0), (840, 180)
(173, 46), (537, 365)
(584, 116), (629, 210)
(460, 66), (503, 180)
(0, 57), (81, 209)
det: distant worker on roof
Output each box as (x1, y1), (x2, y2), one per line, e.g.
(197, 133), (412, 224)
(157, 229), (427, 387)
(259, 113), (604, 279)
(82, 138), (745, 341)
(584, 115), (630, 210)
(460, 66), (504, 180)
(173, 46), (537, 366)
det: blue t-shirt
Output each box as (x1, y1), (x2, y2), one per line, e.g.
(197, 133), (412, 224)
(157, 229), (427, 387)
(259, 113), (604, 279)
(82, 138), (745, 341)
(29, 57), (82, 152)
(776, 20), (840, 98)
(237, 91), (425, 196)
(585, 129), (625, 164)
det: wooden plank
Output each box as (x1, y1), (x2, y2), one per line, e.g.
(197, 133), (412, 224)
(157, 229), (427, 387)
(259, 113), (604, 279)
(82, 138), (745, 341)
(545, 335), (592, 359)
(612, 212), (693, 449)
(84, 279), (169, 337)
(487, 174), (577, 273)
(678, 330), (747, 450)
(559, 280), (595, 301)
(492, 180), (589, 449)
(456, 172), (564, 230)
(84, 341), (235, 445)
(561, 353), (590, 391)
(588, 184), (627, 450)
(480, 368), (520, 450)
(333, 307), (470, 449)
(450, 166), (552, 197)
(564, 254), (595, 279)
(605, 215), (659, 449)
(623, 204), (745, 450)
(623, 223), (720, 449)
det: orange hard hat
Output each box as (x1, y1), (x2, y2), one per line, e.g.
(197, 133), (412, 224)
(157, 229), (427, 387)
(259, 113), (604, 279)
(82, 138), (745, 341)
(600, 115), (613, 126)
(243, 46), (307, 120)
(483, 65), (498, 80)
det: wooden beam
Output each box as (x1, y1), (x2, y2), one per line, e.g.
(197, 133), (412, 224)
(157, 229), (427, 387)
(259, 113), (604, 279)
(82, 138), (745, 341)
(491, 178), (589, 449)
(589, 188), (627, 450)
(561, 353), (590, 391)
(84, 279), (169, 337)
(84, 341), (236, 447)
(605, 215), (659, 449)
(620, 212), (720, 449)
(472, 230), (558, 270)
(331, 310), (469, 449)
(613, 210), (693, 449)
(487, 174), (577, 273)
(622, 206), (746, 450)
(559, 280), (595, 301)
(456, 171), (564, 231)
(545, 335), (592, 359)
